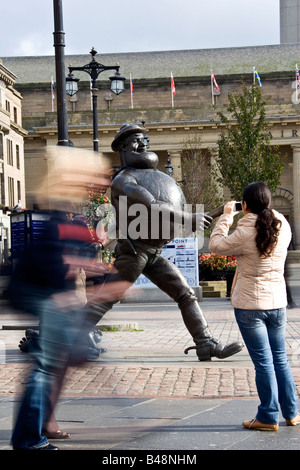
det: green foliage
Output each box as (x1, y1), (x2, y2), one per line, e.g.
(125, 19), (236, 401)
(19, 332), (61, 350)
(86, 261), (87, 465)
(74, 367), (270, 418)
(213, 84), (285, 200)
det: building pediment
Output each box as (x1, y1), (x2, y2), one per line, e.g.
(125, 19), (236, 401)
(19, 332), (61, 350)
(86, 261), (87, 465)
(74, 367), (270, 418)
(0, 61), (17, 87)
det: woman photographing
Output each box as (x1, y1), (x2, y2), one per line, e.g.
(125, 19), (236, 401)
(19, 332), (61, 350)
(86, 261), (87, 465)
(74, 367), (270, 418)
(209, 182), (300, 431)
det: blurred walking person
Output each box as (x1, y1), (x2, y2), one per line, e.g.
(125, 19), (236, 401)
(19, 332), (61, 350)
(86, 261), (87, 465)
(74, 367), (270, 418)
(9, 147), (129, 450)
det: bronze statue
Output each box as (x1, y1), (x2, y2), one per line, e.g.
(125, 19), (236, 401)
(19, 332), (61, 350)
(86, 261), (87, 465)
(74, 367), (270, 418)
(87, 123), (243, 361)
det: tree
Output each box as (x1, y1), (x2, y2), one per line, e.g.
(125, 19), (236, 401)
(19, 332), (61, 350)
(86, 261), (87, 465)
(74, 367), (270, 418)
(180, 135), (223, 213)
(213, 84), (285, 200)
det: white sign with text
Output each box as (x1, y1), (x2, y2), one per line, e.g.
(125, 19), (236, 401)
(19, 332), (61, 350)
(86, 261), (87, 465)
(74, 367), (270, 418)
(134, 238), (199, 288)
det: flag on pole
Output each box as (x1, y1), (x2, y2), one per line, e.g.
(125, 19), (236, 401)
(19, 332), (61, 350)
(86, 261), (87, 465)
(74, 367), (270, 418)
(171, 72), (176, 95)
(130, 73), (134, 109)
(210, 70), (220, 105)
(171, 72), (176, 107)
(51, 76), (55, 111)
(210, 70), (220, 92)
(296, 64), (300, 88)
(295, 64), (300, 104)
(253, 67), (262, 87)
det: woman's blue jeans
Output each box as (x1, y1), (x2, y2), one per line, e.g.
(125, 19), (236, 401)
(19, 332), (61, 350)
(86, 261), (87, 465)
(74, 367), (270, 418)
(234, 307), (299, 424)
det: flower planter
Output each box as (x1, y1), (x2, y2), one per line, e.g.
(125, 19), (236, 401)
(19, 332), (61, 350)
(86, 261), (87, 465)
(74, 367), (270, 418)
(199, 254), (237, 295)
(199, 267), (226, 281)
(225, 270), (235, 297)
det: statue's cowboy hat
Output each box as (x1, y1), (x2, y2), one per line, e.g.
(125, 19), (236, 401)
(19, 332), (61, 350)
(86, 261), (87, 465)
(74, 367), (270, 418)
(111, 123), (145, 152)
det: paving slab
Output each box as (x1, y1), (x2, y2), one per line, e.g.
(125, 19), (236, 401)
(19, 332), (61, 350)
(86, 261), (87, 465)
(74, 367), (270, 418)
(0, 264), (299, 452)
(1, 396), (300, 451)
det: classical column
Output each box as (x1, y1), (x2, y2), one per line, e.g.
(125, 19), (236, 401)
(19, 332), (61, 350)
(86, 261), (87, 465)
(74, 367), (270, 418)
(292, 145), (300, 249)
(168, 150), (182, 182)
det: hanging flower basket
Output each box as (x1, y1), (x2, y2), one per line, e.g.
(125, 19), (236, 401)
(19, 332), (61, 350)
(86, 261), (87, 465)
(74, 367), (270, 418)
(82, 194), (114, 225)
(81, 193), (115, 266)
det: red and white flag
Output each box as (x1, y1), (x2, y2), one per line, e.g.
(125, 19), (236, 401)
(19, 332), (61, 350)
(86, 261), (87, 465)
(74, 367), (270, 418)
(210, 70), (220, 91)
(171, 72), (176, 95)
(170, 72), (176, 107)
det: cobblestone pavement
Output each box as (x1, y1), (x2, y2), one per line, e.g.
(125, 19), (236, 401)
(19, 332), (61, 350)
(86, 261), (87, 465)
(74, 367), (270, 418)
(1, 298), (300, 400)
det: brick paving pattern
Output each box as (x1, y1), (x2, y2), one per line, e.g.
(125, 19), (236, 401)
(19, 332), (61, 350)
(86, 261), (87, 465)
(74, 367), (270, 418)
(1, 300), (300, 400)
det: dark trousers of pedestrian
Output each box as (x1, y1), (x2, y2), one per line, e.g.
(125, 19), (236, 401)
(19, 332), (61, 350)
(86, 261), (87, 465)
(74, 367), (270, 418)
(11, 298), (89, 450)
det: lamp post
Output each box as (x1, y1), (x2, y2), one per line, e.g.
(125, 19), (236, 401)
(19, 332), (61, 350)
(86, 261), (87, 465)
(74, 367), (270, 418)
(53, 0), (69, 146)
(66, 48), (125, 152)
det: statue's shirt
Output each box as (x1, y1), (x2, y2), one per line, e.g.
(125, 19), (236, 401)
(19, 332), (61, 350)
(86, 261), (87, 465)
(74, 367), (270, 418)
(112, 167), (186, 246)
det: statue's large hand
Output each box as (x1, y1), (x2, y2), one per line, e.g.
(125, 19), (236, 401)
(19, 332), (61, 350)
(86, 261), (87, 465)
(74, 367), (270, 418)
(194, 212), (213, 231)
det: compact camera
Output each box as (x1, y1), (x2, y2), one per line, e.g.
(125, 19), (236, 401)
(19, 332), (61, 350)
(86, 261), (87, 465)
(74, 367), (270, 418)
(235, 201), (243, 211)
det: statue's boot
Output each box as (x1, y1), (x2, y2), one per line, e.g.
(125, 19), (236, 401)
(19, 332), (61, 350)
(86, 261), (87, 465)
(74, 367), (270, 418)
(180, 300), (244, 361)
(88, 329), (108, 355)
(18, 329), (40, 353)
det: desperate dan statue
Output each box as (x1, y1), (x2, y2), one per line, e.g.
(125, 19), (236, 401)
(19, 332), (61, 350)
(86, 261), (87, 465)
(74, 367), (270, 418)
(87, 123), (243, 361)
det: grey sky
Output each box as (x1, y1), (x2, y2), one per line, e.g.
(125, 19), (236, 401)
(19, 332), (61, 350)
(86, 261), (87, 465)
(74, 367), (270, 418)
(1, 0), (280, 57)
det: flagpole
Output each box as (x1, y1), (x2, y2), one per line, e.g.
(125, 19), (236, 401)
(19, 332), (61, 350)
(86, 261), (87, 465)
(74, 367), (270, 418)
(130, 73), (133, 109)
(51, 76), (54, 112)
(253, 66), (256, 102)
(296, 64), (298, 104)
(210, 70), (214, 106)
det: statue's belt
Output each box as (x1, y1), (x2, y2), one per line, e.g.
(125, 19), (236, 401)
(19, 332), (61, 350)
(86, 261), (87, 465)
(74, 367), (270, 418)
(118, 239), (163, 256)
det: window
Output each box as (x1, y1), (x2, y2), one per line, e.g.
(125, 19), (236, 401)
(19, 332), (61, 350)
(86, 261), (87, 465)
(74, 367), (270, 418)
(5, 100), (10, 114)
(0, 134), (3, 159)
(17, 180), (21, 202)
(8, 177), (14, 208)
(0, 173), (4, 205)
(7, 139), (13, 165)
(14, 107), (18, 123)
(16, 145), (20, 169)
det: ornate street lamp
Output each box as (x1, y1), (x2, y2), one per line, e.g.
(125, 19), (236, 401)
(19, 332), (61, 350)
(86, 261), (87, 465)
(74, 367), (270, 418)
(109, 70), (126, 96)
(66, 48), (125, 151)
(165, 152), (174, 176)
(65, 72), (79, 97)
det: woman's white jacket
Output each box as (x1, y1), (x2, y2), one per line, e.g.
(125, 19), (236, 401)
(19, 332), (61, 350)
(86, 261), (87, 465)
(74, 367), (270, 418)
(209, 210), (291, 310)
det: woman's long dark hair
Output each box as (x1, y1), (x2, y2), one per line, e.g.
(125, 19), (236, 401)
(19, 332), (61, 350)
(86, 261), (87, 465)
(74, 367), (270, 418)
(242, 182), (282, 258)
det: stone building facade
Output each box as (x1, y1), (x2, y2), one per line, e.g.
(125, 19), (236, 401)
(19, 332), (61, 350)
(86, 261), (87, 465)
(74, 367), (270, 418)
(2, 43), (300, 254)
(0, 60), (27, 266)
(280, 0), (300, 44)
